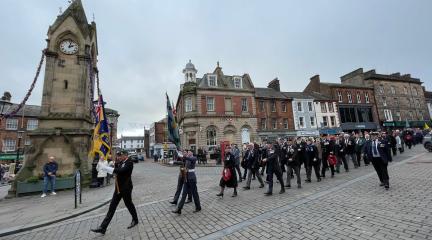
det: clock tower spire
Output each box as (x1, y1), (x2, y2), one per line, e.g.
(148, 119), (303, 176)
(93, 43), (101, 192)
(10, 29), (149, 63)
(10, 0), (99, 194)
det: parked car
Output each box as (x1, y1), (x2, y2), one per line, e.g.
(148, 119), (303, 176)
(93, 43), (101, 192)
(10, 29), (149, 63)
(138, 154), (144, 161)
(128, 154), (139, 163)
(423, 133), (432, 152)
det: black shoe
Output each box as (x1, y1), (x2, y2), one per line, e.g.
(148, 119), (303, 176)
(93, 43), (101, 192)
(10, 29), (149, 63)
(193, 208), (201, 213)
(346, 169), (349, 172)
(91, 227), (106, 235)
(317, 178), (321, 182)
(127, 220), (138, 229)
(243, 186), (250, 190)
(279, 188), (285, 194)
(305, 179), (311, 183)
(172, 209), (182, 215)
(385, 185), (389, 190)
(264, 192), (272, 196)
(297, 185), (302, 189)
(169, 200), (177, 205)
(259, 184), (264, 188)
(185, 200), (192, 204)
(286, 185), (291, 189)
(252, 177), (256, 180)
(379, 182), (385, 187)
(238, 180), (242, 183)
(216, 193), (224, 198)
(232, 191), (238, 197)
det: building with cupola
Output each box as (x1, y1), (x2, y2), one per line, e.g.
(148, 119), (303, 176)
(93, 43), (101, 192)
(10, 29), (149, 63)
(176, 61), (258, 152)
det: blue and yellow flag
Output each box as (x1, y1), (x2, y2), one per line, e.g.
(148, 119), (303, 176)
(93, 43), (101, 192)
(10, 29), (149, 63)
(166, 93), (180, 148)
(92, 95), (111, 159)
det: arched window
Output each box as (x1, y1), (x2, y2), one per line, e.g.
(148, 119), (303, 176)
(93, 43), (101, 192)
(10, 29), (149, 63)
(206, 128), (217, 146)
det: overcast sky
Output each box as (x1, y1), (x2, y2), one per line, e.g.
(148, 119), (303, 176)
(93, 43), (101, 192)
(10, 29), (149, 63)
(1, 0), (431, 137)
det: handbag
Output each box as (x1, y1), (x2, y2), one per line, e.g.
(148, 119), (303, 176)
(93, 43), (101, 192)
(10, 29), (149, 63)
(327, 155), (337, 166)
(222, 168), (232, 181)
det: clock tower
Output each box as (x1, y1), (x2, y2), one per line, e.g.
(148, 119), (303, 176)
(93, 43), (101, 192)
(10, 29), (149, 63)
(11, 0), (98, 193)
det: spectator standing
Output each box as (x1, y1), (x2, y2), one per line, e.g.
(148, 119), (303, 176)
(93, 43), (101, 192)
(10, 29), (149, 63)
(41, 156), (58, 198)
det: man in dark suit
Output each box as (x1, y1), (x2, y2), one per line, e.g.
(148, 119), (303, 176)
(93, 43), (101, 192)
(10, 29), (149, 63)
(262, 142), (285, 196)
(91, 151), (139, 235)
(169, 150), (192, 205)
(335, 135), (349, 173)
(172, 150), (201, 214)
(243, 143), (264, 190)
(365, 132), (391, 190)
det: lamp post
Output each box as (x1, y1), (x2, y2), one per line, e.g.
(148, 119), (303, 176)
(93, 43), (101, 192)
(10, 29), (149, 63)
(16, 130), (24, 164)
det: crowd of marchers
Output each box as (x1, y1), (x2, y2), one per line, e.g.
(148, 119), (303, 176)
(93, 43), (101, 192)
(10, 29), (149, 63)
(170, 128), (429, 215)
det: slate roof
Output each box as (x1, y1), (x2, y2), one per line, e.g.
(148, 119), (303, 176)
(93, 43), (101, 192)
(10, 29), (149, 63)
(1, 103), (41, 117)
(282, 92), (314, 100)
(255, 88), (287, 99)
(321, 82), (373, 89)
(306, 91), (333, 101)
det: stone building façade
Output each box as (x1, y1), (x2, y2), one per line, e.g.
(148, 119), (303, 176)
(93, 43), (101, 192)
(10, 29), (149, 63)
(176, 61), (257, 152)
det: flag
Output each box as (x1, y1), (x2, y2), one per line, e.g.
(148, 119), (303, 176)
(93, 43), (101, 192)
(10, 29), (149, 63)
(425, 123), (430, 130)
(91, 95), (111, 159)
(166, 93), (180, 148)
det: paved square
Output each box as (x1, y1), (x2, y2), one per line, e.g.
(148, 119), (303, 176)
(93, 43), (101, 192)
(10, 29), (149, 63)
(1, 147), (431, 240)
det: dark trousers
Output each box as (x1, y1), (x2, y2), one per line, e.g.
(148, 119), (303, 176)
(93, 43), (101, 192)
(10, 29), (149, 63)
(173, 175), (191, 203)
(321, 153), (329, 177)
(267, 170), (284, 193)
(177, 181), (201, 210)
(101, 190), (138, 230)
(336, 155), (349, 172)
(306, 163), (321, 181)
(328, 164), (335, 176)
(235, 164), (242, 181)
(371, 157), (389, 186)
(286, 165), (301, 187)
(391, 147), (397, 156)
(355, 152), (362, 166)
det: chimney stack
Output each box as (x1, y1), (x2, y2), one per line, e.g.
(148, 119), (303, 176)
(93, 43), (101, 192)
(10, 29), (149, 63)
(267, 78), (280, 91)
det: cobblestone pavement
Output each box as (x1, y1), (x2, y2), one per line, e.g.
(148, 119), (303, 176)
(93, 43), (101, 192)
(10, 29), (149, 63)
(0, 161), (221, 232)
(1, 147), (430, 240)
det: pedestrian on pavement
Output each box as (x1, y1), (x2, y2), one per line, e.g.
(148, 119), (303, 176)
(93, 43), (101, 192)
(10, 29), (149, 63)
(217, 146), (238, 197)
(41, 156), (58, 198)
(354, 133), (366, 167)
(243, 143), (264, 190)
(262, 142), (285, 196)
(91, 150), (139, 235)
(231, 144), (242, 182)
(395, 130), (404, 154)
(96, 156), (108, 187)
(170, 150), (192, 205)
(286, 138), (301, 188)
(365, 132), (391, 190)
(320, 135), (331, 178)
(305, 138), (321, 182)
(335, 134), (349, 173)
(344, 133), (358, 169)
(172, 150), (201, 215)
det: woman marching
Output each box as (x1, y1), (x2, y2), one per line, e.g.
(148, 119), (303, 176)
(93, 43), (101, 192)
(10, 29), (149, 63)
(217, 146), (238, 198)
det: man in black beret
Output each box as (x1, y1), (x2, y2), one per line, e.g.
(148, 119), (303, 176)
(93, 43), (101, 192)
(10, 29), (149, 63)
(91, 150), (139, 234)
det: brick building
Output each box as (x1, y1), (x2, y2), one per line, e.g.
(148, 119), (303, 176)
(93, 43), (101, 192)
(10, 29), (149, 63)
(149, 118), (167, 156)
(341, 68), (429, 128)
(0, 94), (41, 163)
(176, 61), (257, 152)
(425, 90), (432, 122)
(304, 75), (379, 132)
(255, 78), (296, 141)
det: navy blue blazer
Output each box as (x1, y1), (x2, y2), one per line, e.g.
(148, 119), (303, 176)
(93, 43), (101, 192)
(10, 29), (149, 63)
(365, 140), (391, 164)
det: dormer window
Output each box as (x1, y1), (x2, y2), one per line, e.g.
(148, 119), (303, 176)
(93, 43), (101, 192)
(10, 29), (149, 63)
(233, 77), (242, 89)
(208, 75), (217, 87)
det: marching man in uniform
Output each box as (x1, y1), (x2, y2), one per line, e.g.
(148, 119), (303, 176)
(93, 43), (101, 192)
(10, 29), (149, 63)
(91, 150), (139, 235)
(365, 132), (391, 190)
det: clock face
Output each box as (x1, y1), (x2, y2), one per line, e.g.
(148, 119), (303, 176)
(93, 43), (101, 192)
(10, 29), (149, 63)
(59, 40), (79, 55)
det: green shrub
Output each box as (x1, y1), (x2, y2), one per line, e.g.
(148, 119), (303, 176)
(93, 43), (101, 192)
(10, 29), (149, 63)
(26, 176), (40, 183)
